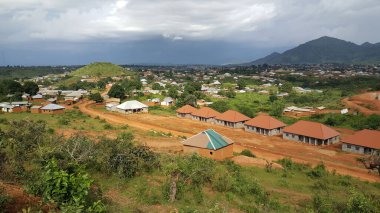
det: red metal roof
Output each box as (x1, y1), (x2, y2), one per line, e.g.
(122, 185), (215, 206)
(215, 110), (250, 123)
(176, 105), (197, 114)
(191, 107), (221, 118)
(283, 120), (340, 140)
(245, 115), (286, 130)
(341, 129), (380, 149)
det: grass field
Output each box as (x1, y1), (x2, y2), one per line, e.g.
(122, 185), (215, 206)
(70, 62), (127, 77)
(0, 110), (119, 131)
(91, 156), (380, 212)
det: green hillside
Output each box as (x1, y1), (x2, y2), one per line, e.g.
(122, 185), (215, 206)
(70, 62), (126, 77)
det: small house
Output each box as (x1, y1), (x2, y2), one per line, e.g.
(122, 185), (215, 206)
(283, 120), (340, 145)
(244, 114), (286, 136)
(214, 110), (250, 128)
(176, 105), (197, 118)
(191, 107), (221, 123)
(31, 106), (42, 114)
(341, 129), (380, 154)
(31, 94), (44, 102)
(115, 100), (148, 114)
(161, 97), (174, 106)
(182, 129), (234, 160)
(40, 104), (65, 114)
(0, 103), (22, 113)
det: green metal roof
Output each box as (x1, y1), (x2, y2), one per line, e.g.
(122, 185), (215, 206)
(205, 129), (230, 150)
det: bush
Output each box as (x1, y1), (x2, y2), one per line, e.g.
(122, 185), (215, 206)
(277, 158), (310, 171)
(58, 118), (70, 125)
(240, 149), (256, 158)
(0, 187), (10, 212)
(103, 123), (113, 130)
(0, 118), (7, 124)
(307, 163), (327, 178)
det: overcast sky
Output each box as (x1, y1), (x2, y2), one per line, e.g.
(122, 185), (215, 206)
(0, 0), (379, 65)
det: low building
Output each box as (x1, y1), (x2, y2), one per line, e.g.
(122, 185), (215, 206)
(31, 94), (44, 102)
(176, 105), (197, 118)
(40, 104), (65, 114)
(0, 103), (22, 113)
(341, 129), (380, 154)
(31, 105), (42, 114)
(161, 97), (174, 106)
(191, 107), (221, 123)
(214, 110), (250, 128)
(244, 114), (286, 136)
(182, 129), (234, 160)
(115, 100), (148, 114)
(283, 120), (340, 145)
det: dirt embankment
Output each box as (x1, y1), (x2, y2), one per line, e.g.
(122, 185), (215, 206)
(76, 100), (380, 182)
(343, 91), (380, 115)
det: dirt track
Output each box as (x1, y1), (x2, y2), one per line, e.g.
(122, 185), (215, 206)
(77, 101), (380, 182)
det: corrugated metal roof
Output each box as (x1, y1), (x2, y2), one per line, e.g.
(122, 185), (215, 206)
(182, 129), (233, 150)
(40, 104), (65, 110)
(116, 100), (148, 110)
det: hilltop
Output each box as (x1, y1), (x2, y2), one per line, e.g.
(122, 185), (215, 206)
(70, 62), (126, 78)
(248, 36), (380, 65)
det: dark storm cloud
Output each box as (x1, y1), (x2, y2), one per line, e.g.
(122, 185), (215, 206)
(0, 0), (379, 65)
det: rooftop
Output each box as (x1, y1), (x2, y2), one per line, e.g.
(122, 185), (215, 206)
(215, 110), (250, 123)
(283, 120), (340, 140)
(245, 114), (286, 129)
(191, 107), (221, 118)
(182, 129), (234, 150)
(342, 129), (380, 149)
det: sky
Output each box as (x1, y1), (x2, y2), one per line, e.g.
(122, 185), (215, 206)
(0, 0), (379, 65)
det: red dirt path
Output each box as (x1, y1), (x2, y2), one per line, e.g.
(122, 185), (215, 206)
(77, 100), (380, 182)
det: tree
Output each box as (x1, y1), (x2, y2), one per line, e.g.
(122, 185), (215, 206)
(152, 83), (162, 90)
(225, 88), (236, 98)
(108, 84), (125, 99)
(23, 81), (39, 95)
(210, 100), (229, 113)
(280, 82), (293, 93)
(269, 95), (278, 102)
(269, 100), (285, 117)
(357, 150), (380, 176)
(90, 93), (104, 103)
(168, 86), (179, 99)
(237, 79), (247, 90)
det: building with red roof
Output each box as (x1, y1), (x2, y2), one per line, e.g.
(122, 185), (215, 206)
(176, 104), (197, 118)
(244, 114), (286, 136)
(283, 120), (340, 145)
(214, 110), (250, 128)
(341, 129), (380, 154)
(191, 107), (221, 123)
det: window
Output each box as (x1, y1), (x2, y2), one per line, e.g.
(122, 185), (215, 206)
(347, 144), (351, 149)
(355, 146), (360, 151)
(210, 152), (213, 155)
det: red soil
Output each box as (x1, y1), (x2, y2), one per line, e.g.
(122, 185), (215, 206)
(77, 100), (380, 182)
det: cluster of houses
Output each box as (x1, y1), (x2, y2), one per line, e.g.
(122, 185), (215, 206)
(0, 89), (89, 115)
(177, 105), (380, 159)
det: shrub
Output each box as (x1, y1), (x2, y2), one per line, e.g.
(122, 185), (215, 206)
(277, 158), (310, 171)
(58, 118), (70, 125)
(103, 123), (113, 130)
(345, 188), (376, 213)
(240, 149), (256, 158)
(0, 187), (10, 211)
(307, 163), (327, 178)
(0, 118), (8, 124)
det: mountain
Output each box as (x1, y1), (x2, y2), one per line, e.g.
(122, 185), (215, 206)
(70, 62), (126, 77)
(248, 36), (380, 65)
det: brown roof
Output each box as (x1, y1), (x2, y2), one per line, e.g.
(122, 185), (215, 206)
(283, 120), (340, 140)
(176, 105), (197, 114)
(215, 110), (250, 123)
(245, 115), (286, 130)
(191, 107), (221, 118)
(341, 129), (380, 149)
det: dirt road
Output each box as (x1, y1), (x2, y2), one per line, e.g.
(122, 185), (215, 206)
(77, 100), (379, 182)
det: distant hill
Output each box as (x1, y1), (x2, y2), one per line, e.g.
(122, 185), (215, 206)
(70, 62), (126, 77)
(248, 36), (380, 65)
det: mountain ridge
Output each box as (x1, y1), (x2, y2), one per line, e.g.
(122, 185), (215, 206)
(247, 36), (380, 65)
